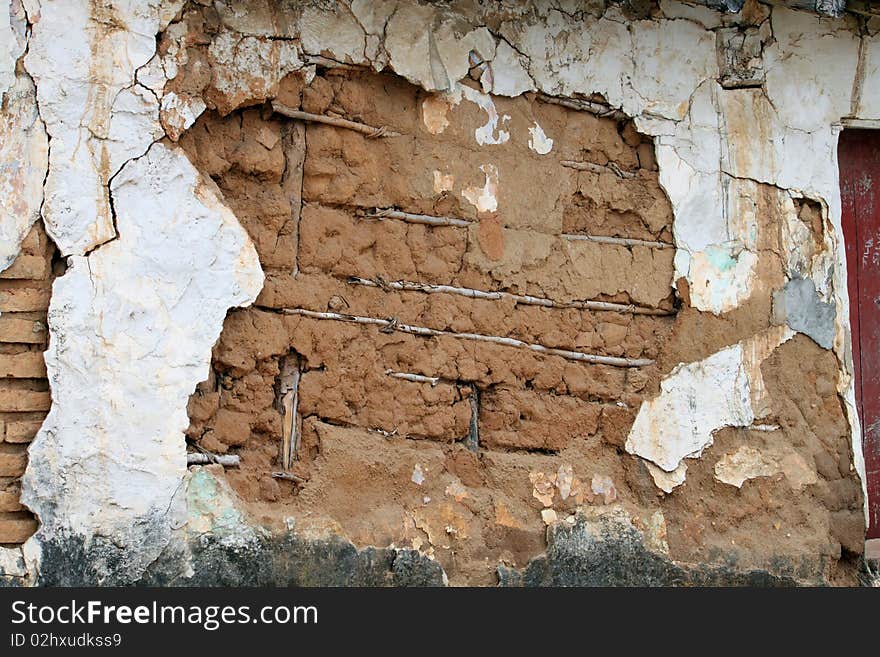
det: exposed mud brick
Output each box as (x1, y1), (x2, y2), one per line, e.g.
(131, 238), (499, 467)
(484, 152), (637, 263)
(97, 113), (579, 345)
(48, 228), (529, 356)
(0, 389), (51, 412)
(178, 109), (300, 270)
(0, 445), (27, 478)
(563, 170), (673, 240)
(299, 370), (471, 441)
(212, 309), (290, 376)
(0, 284), (52, 312)
(465, 229), (675, 307)
(187, 389), (220, 425)
(298, 205), (470, 285)
(0, 315), (48, 344)
(260, 271), (673, 360)
(181, 62), (683, 584)
(299, 72), (654, 235)
(0, 219), (54, 545)
(480, 388), (602, 452)
(0, 256), (51, 280)
(0, 352), (46, 378)
(150, 2), (876, 585)
(207, 408), (253, 449)
(286, 315), (631, 395)
(0, 485), (22, 513)
(598, 404), (637, 448)
(0, 512), (37, 544)
(3, 418), (44, 444)
(0, 223), (54, 281)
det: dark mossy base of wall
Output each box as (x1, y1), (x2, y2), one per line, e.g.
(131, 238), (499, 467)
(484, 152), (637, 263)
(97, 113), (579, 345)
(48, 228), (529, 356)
(497, 516), (815, 586)
(4, 511), (854, 587)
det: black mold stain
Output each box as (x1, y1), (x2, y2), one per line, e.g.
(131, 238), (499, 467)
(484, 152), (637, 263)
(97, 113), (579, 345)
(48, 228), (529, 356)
(10, 513), (845, 587)
(497, 515), (816, 587)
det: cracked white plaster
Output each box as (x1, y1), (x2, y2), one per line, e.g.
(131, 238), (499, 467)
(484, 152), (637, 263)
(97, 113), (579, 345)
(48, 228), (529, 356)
(300, 3), (365, 64)
(681, 176), (765, 313)
(207, 30), (303, 115)
(0, 0), (26, 96)
(460, 84), (510, 146)
(386, 5), (494, 92)
(856, 33), (880, 120)
(626, 326), (794, 477)
(646, 460), (688, 494)
(0, 545), (26, 575)
(160, 91), (206, 142)
(0, 0), (48, 271)
(483, 39), (534, 97)
(25, 0), (184, 256)
(21, 143), (262, 582)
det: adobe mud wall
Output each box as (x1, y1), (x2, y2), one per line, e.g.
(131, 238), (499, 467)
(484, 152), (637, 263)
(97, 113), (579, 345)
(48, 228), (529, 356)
(0, 0), (879, 586)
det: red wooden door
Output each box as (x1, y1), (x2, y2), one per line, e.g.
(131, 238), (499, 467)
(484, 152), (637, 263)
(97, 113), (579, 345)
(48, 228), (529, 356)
(840, 129), (880, 539)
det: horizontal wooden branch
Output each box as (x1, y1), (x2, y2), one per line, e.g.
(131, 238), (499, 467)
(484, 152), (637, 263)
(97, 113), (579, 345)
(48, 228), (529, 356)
(187, 453), (240, 467)
(303, 54), (369, 70)
(385, 370), (441, 386)
(561, 234), (673, 250)
(272, 471), (306, 483)
(281, 308), (655, 367)
(538, 94), (629, 121)
(747, 424), (780, 432)
(365, 208), (473, 227)
(561, 159), (637, 179)
(347, 276), (674, 316)
(271, 102), (402, 138)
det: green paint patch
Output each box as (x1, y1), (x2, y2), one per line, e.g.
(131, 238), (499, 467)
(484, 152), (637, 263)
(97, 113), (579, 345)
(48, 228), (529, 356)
(186, 468), (244, 534)
(704, 244), (739, 273)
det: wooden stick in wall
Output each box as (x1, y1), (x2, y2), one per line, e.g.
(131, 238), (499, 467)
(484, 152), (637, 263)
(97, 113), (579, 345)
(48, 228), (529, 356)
(537, 94), (629, 121)
(561, 234), (673, 249)
(278, 355), (301, 469)
(187, 453), (240, 467)
(347, 276), (675, 316)
(271, 102), (403, 138)
(560, 159), (637, 179)
(281, 308), (655, 367)
(365, 208), (473, 227)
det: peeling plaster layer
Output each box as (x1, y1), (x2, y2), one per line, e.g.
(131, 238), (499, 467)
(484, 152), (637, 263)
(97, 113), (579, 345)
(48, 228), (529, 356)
(714, 444), (818, 489)
(21, 144), (262, 582)
(626, 326), (794, 474)
(528, 121), (553, 155)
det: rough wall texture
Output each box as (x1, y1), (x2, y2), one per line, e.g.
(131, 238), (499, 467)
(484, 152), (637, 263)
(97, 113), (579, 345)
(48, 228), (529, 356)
(0, 0), (878, 586)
